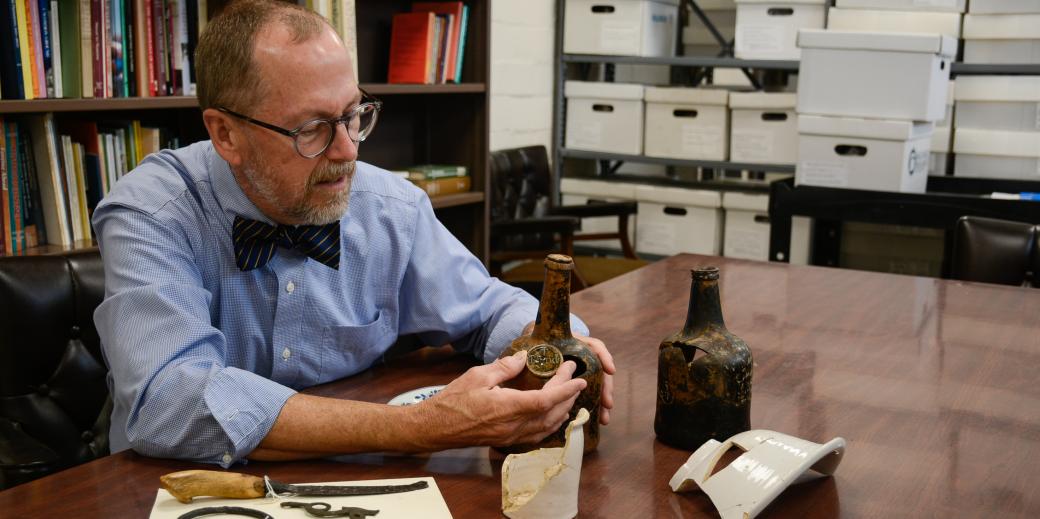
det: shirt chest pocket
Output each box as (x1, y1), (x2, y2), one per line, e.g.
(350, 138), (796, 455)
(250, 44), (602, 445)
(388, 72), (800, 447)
(320, 311), (394, 382)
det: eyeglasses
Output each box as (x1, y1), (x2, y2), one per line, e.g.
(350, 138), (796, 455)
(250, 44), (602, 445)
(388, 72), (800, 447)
(218, 88), (383, 158)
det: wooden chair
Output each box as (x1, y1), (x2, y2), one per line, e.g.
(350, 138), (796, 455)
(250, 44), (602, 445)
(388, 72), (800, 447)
(489, 145), (646, 294)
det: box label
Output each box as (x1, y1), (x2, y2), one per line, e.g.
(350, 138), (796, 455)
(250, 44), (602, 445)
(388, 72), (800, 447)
(912, 0), (956, 8)
(681, 125), (724, 157)
(571, 121), (604, 148)
(731, 129), (775, 162)
(600, 21), (639, 53)
(725, 225), (768, 261)
(637, 221), (677, 254)
(799, 161), (849, 187)
(736, 25), (784, 54)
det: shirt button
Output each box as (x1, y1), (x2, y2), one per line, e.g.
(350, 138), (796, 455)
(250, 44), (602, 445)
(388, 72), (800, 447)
(282, 348), (292, 360)
(222, 453), (232, 464)
(286, 281), (295, 294)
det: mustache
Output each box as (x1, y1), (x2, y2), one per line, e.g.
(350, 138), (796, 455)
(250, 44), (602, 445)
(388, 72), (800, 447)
(309, 161), (356, 185)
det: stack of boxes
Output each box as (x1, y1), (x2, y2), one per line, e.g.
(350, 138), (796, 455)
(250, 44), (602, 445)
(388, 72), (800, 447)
(932, 81), (955, 177)
(953, 76), (1040, 180)
(795, 29), (956, 193)
(827, 0), (964, 39)
(963, 0), (1040, 65)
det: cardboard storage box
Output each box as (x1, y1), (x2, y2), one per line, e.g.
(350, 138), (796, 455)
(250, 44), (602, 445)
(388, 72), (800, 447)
(797, 115), (933, 193)
(930, 126), (951, 176)
(939, 80), (955, 127)
(962, 14), (1040, 64)
(565, 81), (645, 155)
(835, 0), (965, 12)
(827, 8), (963, 38)
(721, 192), (811, 262)
(968, 0), (1040, 14)
(734, 0), (827, 60)
(953, 76), (1040, 132)
(634, 185), (723, 256)
(796, 30), (956, 122)
(729, 92), (798, 165)
(560, 178), (638, 251)
(953, 128), (1040, 180)
(564, 0), (680, 57)
(644, 87), (730, 161)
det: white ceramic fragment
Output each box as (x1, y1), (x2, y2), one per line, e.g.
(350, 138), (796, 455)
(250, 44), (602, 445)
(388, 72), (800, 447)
(669, 429), (846, 519)
(501, 408), (590, 519)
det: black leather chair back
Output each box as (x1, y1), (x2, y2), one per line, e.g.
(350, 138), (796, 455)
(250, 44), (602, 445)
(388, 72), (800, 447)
(951, 216), (1039, 287)
(490, 146), (555, 251)
(0, 249), (110, 489)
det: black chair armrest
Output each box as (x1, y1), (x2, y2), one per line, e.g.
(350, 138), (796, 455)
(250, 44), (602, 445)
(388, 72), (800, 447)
(0, 418), (61, 490)
(552, 201), (637, 218)
(492, 216), (580, 235)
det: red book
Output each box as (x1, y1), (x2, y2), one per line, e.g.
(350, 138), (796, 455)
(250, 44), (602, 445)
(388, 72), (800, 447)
(91, 0), (104, 97)
(411, 2), (463, 83)
(387, 11), (435, 85)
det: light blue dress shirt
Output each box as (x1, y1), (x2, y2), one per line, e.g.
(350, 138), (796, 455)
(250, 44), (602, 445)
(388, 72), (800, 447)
(93, 141), (587, 467)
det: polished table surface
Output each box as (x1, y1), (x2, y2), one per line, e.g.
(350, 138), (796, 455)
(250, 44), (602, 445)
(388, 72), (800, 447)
(3, 254), (1039, 517)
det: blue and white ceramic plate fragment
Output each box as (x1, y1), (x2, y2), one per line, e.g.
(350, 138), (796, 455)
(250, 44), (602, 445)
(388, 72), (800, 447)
(387, 385), (446, 406)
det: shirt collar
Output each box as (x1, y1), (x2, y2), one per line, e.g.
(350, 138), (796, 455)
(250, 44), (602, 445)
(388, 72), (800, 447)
(208, 143), (277, 228)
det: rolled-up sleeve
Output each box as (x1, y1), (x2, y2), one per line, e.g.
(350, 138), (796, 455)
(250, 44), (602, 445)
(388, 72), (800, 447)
(94, 204), (294, 467)
(396, 194), (588, 363)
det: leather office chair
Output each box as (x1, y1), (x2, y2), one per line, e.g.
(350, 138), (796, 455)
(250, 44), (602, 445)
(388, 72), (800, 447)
(0, 249), (110, 489)
(950, 216), (1039, 287)
(490, 145), (646, 294)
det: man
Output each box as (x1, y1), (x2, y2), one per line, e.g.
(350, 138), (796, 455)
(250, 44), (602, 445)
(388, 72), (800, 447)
(93, 0), (614, 467)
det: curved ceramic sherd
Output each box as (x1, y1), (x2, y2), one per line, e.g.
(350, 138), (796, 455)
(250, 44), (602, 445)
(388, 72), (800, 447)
(669, 429), (846, 519)
(501, 408), (590, 519)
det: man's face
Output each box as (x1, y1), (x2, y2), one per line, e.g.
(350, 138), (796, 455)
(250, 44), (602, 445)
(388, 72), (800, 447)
(235, 23), (360, 226)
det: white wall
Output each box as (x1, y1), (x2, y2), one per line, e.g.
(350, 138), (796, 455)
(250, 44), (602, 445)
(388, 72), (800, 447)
(489, 0), (556, 152)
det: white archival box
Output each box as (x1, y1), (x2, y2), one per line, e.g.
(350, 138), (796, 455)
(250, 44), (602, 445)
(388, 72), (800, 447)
(720, 192), (812, 263)
(930, 126), (952, 176)
(968, 0), (1040, 14)
(565, 81), (645, 155)
(634, 185), (723, 256)
(644, 87), (730, 161)
(953, 76), (1040, 132)
(834, 0), (966, 12)
(796, 29), (957, 122)
(728, 92), (798, 164)
(734, 0), (827, 60)
(827, 8), (963, 38)
(962, 14), (1040, 64)
(559, 178), (638, 251)
(953, 128), (1040, 180)
(797, 115), (934, 193)
(564, 0), (680, 57)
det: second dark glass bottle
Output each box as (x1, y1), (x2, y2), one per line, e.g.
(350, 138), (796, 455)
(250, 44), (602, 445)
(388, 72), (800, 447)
(655, 266), (753, 450)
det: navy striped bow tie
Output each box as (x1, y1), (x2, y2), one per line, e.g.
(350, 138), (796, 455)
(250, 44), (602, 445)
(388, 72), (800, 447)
(232, 215), (341, 271)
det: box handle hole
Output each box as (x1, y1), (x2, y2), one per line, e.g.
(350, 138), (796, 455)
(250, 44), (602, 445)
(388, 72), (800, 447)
(767, 7), (794, 15)
(591, 5), (615, 13)
(673, 109), (698, 118)
(592, 104), (615, 112)
(663, 207), (688, 216)
(754, 215), (771, 224)
(835, 145), (868, 157)
(761, 112), (788, 122)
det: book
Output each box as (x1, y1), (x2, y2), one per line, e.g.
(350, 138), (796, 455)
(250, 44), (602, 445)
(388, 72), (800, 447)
(27, 0), (46, 98)
(78, 0), (92, 98)
(0, 117), (10, 253)
(411, 2), (463, 83)
(36, 0), (53, 97)
(18, 123), (43, 247)
(454, 4), (468, 82)
(0, 0), (25, 99)
(26, 113), (71, 246)
(387, 11), (435, 84)
(111, 0), (125, 97)
(14, 0), (35, 99)
(410, 175), (470, 197)
(48, 0), (61, 98)
(7, 119), (24, 252)
(406, 164), (468, 180)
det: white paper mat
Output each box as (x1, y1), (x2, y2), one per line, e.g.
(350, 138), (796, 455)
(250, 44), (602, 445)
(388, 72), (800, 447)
(149, 477), (452, 518)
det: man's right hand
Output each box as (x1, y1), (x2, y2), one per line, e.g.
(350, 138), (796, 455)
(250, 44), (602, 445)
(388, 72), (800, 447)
(413, 350), (587, 450)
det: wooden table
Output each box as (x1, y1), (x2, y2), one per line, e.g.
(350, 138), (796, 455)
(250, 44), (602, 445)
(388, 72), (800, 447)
(3, 254), (1039, 517)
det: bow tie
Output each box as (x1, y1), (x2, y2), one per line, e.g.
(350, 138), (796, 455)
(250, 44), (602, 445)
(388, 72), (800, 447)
(232, 215), (341, 271)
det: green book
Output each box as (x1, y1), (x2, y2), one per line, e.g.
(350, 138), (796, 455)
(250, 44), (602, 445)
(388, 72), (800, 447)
(58, 0), (80, 98)
(407, 164), (467, 180)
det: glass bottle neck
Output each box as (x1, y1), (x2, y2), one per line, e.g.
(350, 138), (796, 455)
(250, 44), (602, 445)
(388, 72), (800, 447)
(532, 267), (573, 341)
(683, 277), (726, 335)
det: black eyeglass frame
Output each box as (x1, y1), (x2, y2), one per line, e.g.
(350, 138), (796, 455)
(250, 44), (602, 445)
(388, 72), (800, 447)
(217, 88), (383, 158)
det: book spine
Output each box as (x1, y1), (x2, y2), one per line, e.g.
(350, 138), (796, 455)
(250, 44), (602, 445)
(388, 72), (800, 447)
(19, 125), (40, 248)
(9, 121), (24, 252)
(2, 0), (26, 99)
(0, 118), (10, 254)
(78, 0), (92, 97)
(110, 0), (124, 97)
(123, 0), (134, 96)
(37, 0), (52, 97)
(101, 0), (110, 97)
(90, 0), (102, 96)
(412, 176), (471, 197)
(455, 4), (468, 82)
(27, 0), (45, 98)
(47, 0), (60, 97)
(14, 0), (36, 99)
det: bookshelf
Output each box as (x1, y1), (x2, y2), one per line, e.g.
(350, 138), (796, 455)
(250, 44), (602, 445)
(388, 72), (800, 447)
(0, 0), (491, 261)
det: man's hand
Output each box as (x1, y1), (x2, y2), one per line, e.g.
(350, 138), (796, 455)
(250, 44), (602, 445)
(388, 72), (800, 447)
(415, 351), (587, 449)
(574, 333), (615, 425)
